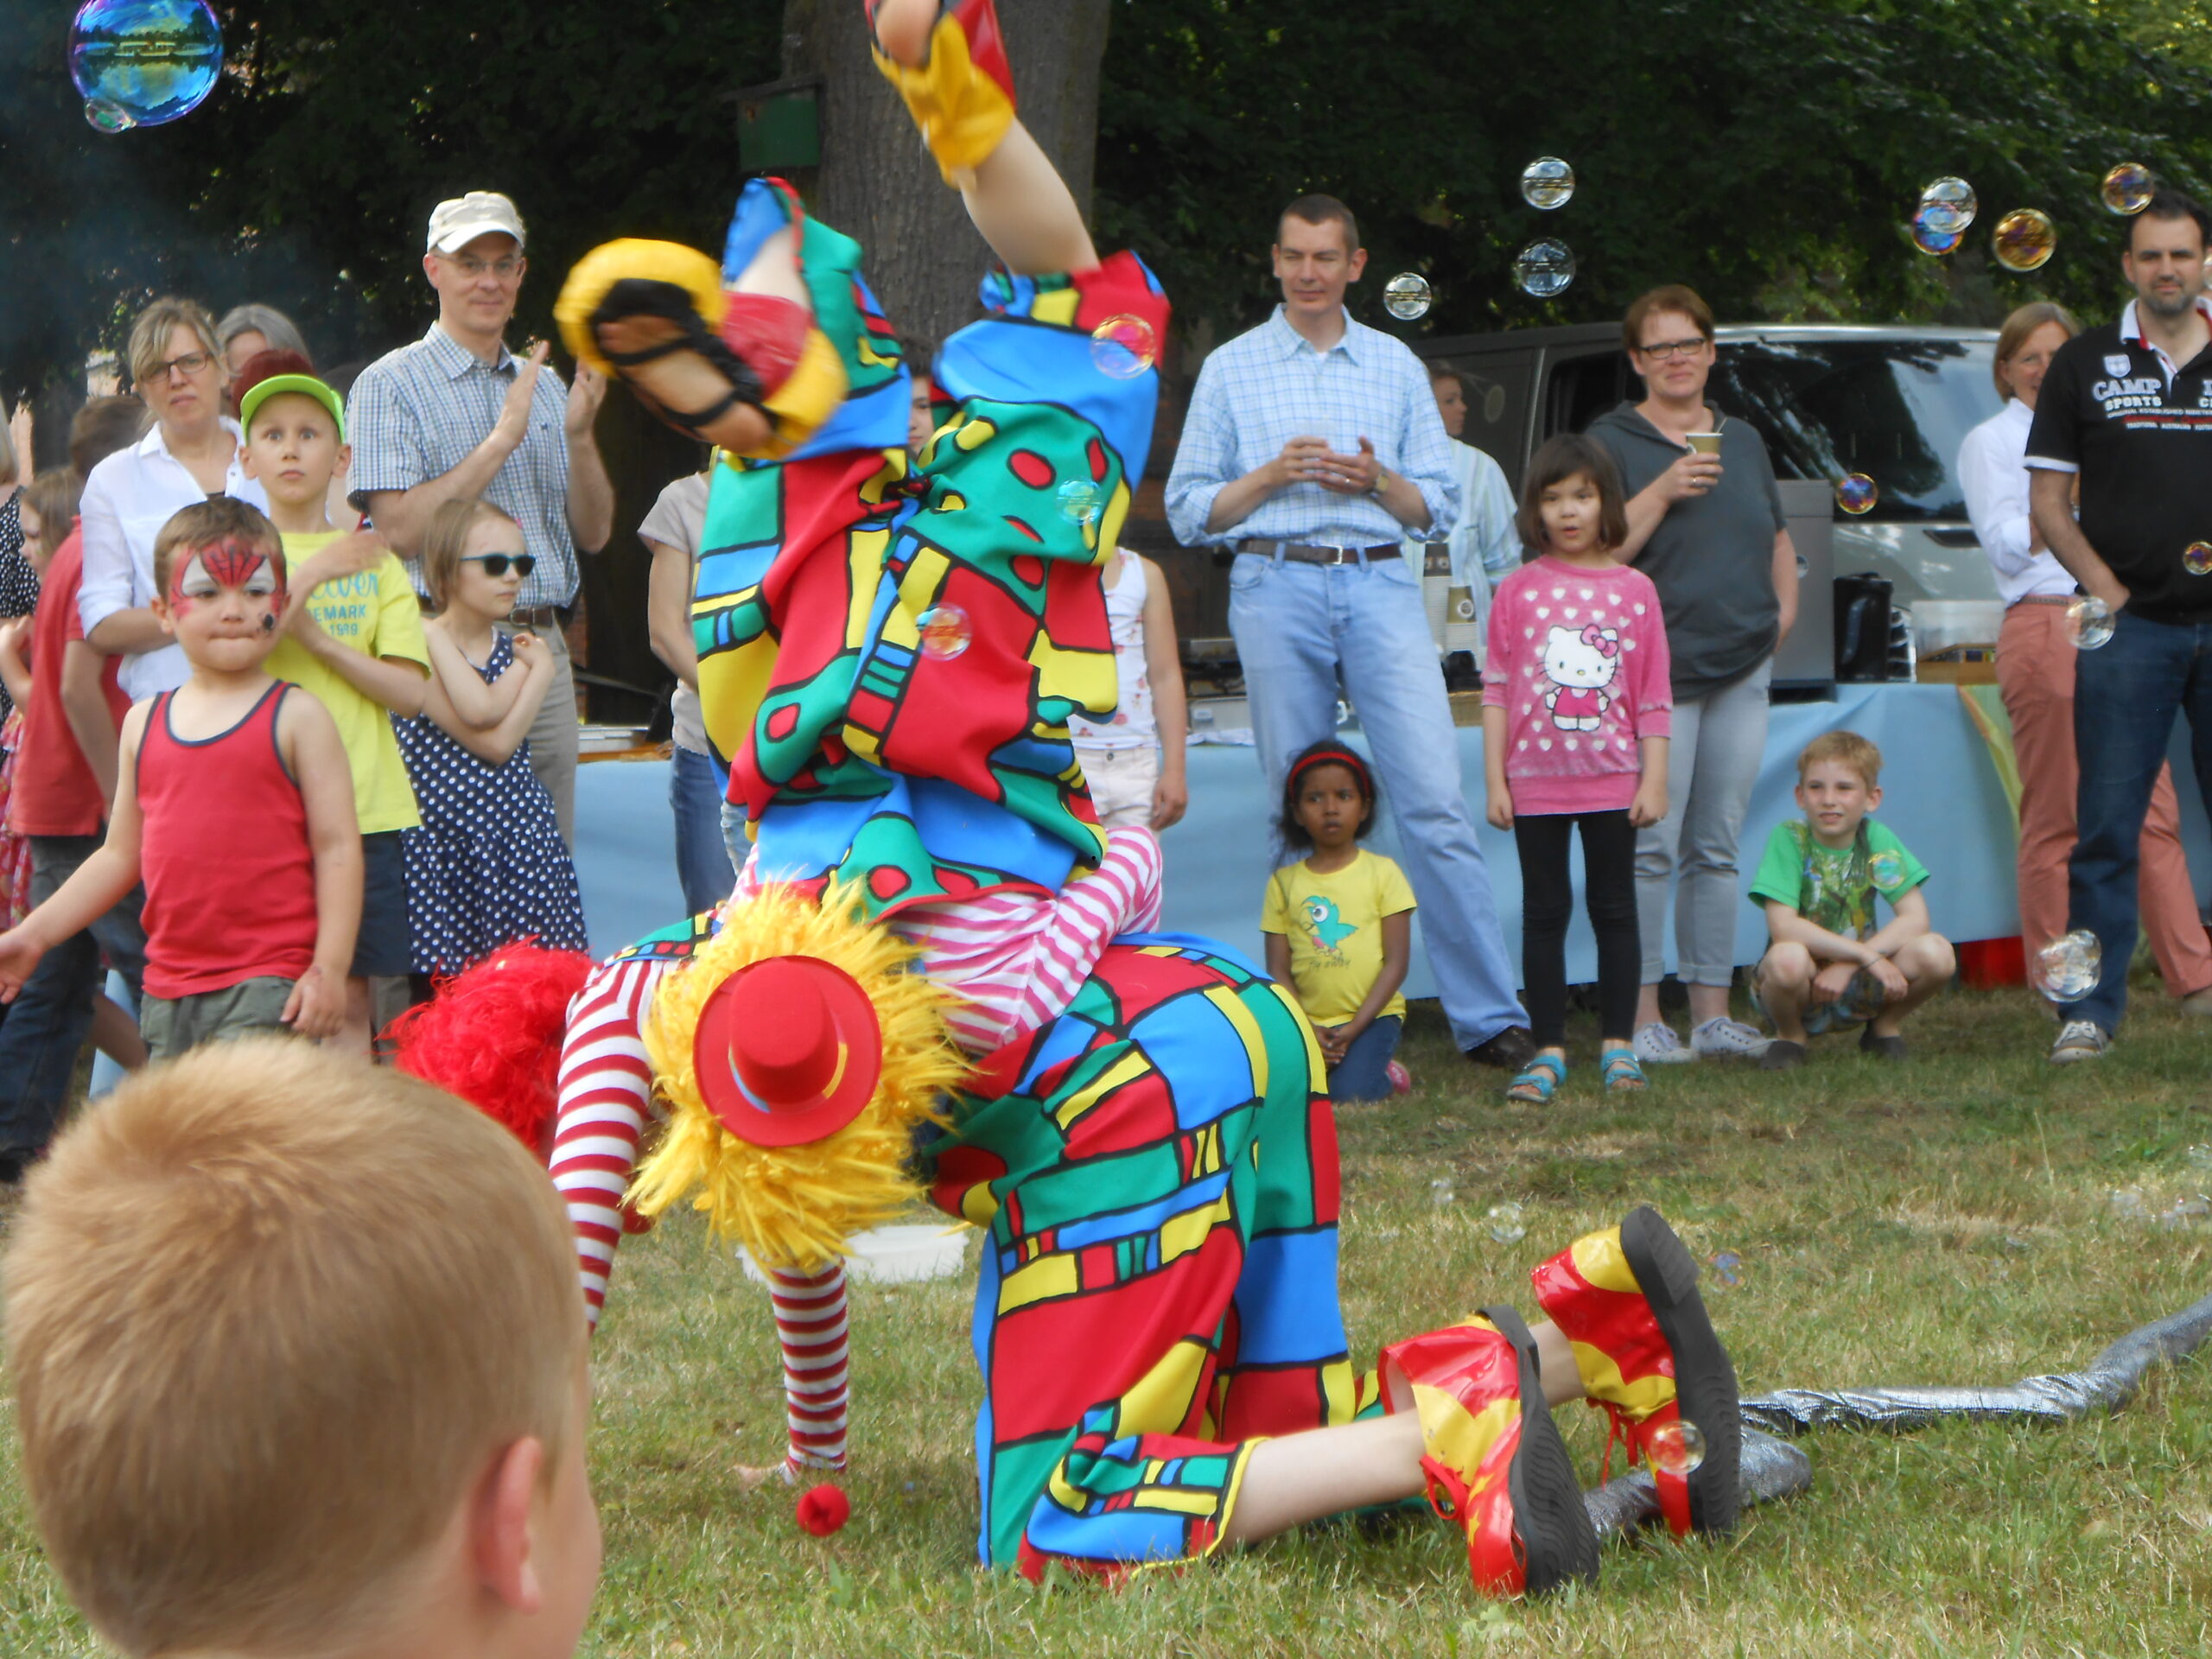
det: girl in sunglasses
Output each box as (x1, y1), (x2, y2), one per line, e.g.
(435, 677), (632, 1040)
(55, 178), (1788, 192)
(392, 496), (586, 987)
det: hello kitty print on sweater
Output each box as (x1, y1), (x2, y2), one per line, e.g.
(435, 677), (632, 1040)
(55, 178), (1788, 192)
(1483, 555), (1673, 816)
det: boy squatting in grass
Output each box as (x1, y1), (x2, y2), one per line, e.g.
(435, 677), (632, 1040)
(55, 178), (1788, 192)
(3, 1040), (601, 1659)
(0, 497), (361, 1056)
(237, 353), (434, 1054)
(1751, 729), (1955, 1071)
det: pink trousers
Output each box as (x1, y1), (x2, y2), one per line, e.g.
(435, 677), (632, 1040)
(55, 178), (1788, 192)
(1998, 601), (2212, 997)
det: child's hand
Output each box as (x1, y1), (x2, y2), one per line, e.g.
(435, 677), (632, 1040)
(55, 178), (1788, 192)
(290, 530), (389, 594)
(1486, 786), (1514, 831)
(1868, 954), (1910, 1003)
(282, 964), (345, 1041)
(1808, 959), (1857, 1007)
(0, 927), (45, 1001)
(508, 630), (546, 671)
(1149, 771), (1188, 832)
(0, 616), (29, 658)
(1314, 1023), (1350, 1066)
(1629, 776), (1668, 828)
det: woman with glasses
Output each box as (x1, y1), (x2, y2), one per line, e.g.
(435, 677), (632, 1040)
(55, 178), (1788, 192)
(79, 298), (268, 706)
(1588, 284), (1801, 1066)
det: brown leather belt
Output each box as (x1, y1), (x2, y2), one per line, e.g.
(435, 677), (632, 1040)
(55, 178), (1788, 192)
(510, 604), (570, 631)
(1238, 539), (1400, 566)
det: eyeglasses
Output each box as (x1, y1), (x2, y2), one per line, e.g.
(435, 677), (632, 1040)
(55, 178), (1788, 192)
(445, 255), (524, 280)
(461, 553), (536, 578)
(1636, 337), (1710, 362)
(150, 350), (214, 380)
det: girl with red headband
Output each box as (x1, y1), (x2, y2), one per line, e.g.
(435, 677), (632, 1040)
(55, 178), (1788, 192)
(1483, 435), (1673, 1102)
(1262, 741), (1414, 1102)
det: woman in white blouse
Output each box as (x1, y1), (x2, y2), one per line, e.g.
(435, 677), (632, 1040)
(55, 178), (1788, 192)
(1958, 302), (2212, 1010)
(78, 298), (267, 702)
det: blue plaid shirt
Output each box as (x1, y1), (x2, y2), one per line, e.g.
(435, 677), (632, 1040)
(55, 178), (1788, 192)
(1166, 306), (1459, 549)
(346, 323), (582, 608)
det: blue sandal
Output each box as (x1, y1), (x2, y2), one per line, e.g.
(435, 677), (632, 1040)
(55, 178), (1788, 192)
(1601, 1046), (1648, 1093)
(1506, 1052), (1567, 1103)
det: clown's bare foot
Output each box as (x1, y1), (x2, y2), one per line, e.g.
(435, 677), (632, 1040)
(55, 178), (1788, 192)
(867, 0), (1096, 275)
(734, 1460), (799, 1491)
(868, 0), (938, 66)
(592, 313), (772, 454)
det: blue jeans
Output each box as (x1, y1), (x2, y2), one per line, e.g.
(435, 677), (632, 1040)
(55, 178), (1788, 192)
(0, 835), (147, 1160)
(1229, 551), (1527, 1050)
(2067, 609), (2212, 1033)
(1327, 1014), (1403, 1103)
(671, 744), (739, 916)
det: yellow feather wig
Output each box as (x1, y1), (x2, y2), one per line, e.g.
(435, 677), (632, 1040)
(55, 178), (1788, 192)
(631, 885), (969, 1272)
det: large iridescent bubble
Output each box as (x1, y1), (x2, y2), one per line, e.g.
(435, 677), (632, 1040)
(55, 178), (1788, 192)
(69, 0), (224, 131)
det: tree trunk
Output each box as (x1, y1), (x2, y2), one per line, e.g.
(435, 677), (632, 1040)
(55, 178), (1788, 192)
(779, 0), (1111, 350)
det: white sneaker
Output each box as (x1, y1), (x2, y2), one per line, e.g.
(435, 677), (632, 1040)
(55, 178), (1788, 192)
(2050, 1020), (2110, 1065)
(1690, 1017), (1774, 1060)
(1632, 1021), (1695, 1065)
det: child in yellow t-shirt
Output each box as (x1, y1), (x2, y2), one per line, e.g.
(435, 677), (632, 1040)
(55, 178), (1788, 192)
(1261, 742), (1416, 1103)
(237, 357), (430, 1054)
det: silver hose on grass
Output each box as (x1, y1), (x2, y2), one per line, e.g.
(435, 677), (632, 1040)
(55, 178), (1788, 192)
(1737, 1291), (2212, 1434)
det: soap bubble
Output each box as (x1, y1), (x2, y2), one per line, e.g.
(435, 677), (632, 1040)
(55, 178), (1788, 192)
(2068, 595), (2113, 650)
(1868, 849), (1905, 891)
(2185, 542), (2212, 576)
(1993, 209), (2057, 273)
(2032, 930), (2102, 1001)
(1055, 480), (1101, 526)
(1834, 474), (1879, 516)
(2184, 1145), (2212, 1174)
(1430, 1178), (1456, 1208)
(1382, 272), (1433, 321)
(1089, 315), (1155, 379)
(1520, 157), (1576, 210)
(2155, 1194), (2210, 1230)
(83, 97), (137, 132)
(915, 603), (972, 661)
(1910, 207), (1963, 256)
(2107, 1186), (2149, 1222)
(2101, 162), (2155, 216)
(1647, 1419), (1707, 1477)
(1485, 1201), (1526, 1244)
(1917, 177), (1978, 237)
(1513, 238), (1576, 299)
(1709, 1250), (1743, 1290)
(69, 0), (224, 130)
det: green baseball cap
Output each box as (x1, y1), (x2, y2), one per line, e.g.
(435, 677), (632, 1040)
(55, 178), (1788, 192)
(238, 373), (346, 442)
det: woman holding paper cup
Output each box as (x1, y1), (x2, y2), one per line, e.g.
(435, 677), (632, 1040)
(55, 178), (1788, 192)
(1958, 302), (2212, 1011)
(1588, 284), (1799, 1065)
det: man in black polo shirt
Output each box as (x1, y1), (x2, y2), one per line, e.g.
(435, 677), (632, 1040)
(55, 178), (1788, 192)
(2024, 189), (2212, 1062)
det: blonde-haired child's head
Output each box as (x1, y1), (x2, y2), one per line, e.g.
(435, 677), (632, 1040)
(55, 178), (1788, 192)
(1796, 728), (1882, 790)
(3, 1040), (599, 1659)
(422, 496), (523, 609)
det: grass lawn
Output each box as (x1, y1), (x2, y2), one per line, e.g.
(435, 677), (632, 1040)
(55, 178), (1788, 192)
(3, 982), (2209, 1656)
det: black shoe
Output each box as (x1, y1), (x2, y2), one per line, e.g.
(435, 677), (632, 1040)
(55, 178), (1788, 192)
(1859, 1029), (1907, 1061)
(1758, 1039), (1808, 1071)
(1464, 1026), (1535, 1071)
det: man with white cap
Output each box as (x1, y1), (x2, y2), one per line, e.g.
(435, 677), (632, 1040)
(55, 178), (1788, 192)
(346, 190), (613, 840)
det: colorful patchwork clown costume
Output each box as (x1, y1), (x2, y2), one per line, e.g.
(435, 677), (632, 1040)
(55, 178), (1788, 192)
(518, 0), (1747, 1592)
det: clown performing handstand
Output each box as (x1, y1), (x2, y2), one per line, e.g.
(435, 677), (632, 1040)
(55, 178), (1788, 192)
(410, 0), (1747, 1596)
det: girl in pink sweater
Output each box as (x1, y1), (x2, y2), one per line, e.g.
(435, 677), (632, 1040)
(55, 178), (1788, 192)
(1483, 435), (1672, 1101)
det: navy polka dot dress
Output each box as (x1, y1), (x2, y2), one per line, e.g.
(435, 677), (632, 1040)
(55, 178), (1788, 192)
(394, 632), (588, 974)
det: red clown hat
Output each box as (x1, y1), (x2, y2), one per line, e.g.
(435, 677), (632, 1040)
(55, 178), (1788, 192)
(693, 955), (884, 1147)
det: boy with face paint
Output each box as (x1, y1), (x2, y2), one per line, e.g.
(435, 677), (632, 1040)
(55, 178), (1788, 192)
(0, 498), (361, 1057)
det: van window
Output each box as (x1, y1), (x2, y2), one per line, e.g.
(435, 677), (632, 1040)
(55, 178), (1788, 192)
(1450, 357), (1534, 486)
(1546, 351), (1630, 445)
(1708, 338), (2000, 523)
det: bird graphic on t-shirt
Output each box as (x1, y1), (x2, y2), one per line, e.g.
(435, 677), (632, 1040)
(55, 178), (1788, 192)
(1300, 896), (1357, 959)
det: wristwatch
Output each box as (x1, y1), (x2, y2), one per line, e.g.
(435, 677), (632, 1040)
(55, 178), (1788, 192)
(1369, 467), (1392, 498)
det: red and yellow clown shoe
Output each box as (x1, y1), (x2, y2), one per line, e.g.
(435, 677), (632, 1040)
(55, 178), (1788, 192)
(867, 0), (1017, 185)
(1379, 1306), (1601, 1599)
(1530, 1205), (1741, 1539)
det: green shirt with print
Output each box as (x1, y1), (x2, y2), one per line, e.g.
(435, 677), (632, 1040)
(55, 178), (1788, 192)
(1749, 818), (1928, 940)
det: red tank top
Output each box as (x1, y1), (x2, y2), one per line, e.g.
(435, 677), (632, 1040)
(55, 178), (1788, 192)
(137, 683), (320, 999)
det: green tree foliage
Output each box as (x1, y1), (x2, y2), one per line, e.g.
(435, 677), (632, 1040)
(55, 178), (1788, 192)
(1093, 0), (2212, 355)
